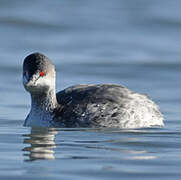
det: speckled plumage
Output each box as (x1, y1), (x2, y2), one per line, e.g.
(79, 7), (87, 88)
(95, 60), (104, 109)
(52, 84), (163, 128)
(23, 53), (164, 128)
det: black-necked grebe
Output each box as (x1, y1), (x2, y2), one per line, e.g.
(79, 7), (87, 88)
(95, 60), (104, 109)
(23, 52), (164, 128)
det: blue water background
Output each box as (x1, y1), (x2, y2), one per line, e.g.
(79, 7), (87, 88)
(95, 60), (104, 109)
(0, 0), (181, 179)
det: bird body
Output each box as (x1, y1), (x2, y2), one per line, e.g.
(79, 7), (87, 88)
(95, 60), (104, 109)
(23, 53), (164, 128)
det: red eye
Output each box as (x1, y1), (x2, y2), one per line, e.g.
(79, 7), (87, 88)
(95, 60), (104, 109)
(40, 71), (45, 77)
(24, 71), (26, 76)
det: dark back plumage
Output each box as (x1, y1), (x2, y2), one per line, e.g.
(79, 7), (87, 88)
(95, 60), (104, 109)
(53, 84), (132, 127)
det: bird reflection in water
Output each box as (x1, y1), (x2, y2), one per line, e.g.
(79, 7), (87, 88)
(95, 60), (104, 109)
(23, 128), (58, 161)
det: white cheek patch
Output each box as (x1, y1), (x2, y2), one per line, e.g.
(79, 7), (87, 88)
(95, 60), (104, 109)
(23, 71), (55, 93)
(23, 73), (41, 87)
(36, 75), (55, 88)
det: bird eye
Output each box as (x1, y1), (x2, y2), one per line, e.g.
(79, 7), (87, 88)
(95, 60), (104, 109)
(24, 71), (27, 76)
(40, 71), (45, 77)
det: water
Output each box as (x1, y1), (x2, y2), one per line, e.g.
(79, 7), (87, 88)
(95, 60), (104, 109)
(0, 0), (181, 179)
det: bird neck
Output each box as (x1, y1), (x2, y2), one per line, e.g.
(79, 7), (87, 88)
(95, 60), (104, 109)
(30, 88), (58, 113)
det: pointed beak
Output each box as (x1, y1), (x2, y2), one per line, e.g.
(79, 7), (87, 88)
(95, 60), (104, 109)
(23, 72), (29, 86)
(23, 71), (41, 90)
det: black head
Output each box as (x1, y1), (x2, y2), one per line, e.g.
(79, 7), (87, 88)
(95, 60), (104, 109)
(23, 52), (56, 94)
(23, 52), (54, 78)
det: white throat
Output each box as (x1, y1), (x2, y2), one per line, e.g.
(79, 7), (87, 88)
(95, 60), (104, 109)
(24, 89), (58, 127)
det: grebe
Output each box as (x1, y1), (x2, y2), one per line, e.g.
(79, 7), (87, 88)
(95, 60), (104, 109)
(23, 52), (164, 128)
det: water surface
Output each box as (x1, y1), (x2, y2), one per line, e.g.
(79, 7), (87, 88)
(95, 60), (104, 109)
(0, 0), (181, 179)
